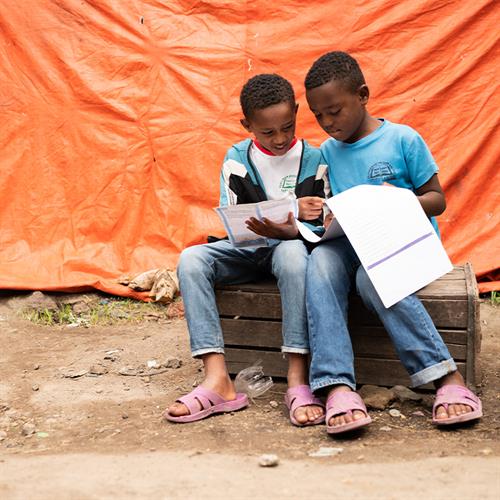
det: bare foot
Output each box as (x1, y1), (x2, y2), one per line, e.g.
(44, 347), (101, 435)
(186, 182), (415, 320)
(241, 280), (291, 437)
(293, 400), (325, 425)
(433, 371), (474, 421)
(327, 385), (366, 428)
(167, 376), (236, 417)
(287, 355), (324, 424)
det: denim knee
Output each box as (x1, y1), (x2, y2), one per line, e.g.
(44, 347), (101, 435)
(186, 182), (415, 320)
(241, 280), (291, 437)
(177, 245), (214, 284)
(309, 246), (352, 288)
(272, 240), (308, 276)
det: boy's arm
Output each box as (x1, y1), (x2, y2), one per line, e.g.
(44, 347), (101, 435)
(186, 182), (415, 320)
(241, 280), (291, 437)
(415, 174), (446, 217)
(404, 131), (445, 217)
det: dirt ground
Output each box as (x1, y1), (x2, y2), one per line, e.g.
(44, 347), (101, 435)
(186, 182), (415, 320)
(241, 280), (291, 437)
(0, 293), (498, 499)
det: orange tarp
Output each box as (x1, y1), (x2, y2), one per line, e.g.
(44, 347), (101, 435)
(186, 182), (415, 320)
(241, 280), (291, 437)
(0, 0), (498, 295)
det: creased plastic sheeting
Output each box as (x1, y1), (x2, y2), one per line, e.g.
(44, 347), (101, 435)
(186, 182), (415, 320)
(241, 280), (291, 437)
(0, 0), (498, 295)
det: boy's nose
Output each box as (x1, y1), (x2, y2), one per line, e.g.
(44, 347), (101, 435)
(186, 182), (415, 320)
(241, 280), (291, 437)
(321, 116), (335, 129)
(274, 132), (289, 146)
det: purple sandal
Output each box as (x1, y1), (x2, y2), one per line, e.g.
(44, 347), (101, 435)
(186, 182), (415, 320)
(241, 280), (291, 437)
(164, 386), (248, 423)
(285, 385), (325, 426)
(326, 391), (372, 434)
(432, 384), (482, 425)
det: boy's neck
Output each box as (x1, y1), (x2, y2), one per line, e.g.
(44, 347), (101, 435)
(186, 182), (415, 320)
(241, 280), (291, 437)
(346, 113), (381, 144)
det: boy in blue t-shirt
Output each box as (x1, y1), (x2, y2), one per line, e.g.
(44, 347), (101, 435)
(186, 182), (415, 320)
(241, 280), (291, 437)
(303, 51), (482, 434)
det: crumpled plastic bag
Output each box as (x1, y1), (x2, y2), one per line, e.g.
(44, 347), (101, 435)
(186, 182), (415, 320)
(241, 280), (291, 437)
(234, 360), (273, 398)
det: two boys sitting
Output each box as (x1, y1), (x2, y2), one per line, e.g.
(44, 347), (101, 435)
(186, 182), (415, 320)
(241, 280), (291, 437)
(165, 52), (482, 434)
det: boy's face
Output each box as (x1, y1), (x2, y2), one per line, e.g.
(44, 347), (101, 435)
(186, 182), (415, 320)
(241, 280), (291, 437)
(241, 101), (298, 156)
(306, 80), (368, 143)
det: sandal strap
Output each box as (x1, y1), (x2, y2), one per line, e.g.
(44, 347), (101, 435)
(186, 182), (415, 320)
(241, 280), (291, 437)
(285, 385), (324, 413)
(326, 391), (368, 420)
(176, 386), (226, 415)
(433, 384), (481, 415)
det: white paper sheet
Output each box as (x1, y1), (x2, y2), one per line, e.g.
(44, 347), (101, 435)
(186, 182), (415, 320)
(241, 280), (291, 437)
(215, 197), (297, 248)
(326, 185), (452, 307)
(296, 217), (344, 243)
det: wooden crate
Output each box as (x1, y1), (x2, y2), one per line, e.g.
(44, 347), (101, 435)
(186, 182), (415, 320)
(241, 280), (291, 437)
(215, 263), (481, 388)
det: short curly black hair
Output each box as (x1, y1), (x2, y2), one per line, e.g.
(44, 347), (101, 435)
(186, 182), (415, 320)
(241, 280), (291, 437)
(240, 74), (295, 119)
(304, 51), (365, 93)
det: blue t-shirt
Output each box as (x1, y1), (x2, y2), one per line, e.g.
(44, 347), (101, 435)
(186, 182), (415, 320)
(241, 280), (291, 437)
(321, 119), (440, 233)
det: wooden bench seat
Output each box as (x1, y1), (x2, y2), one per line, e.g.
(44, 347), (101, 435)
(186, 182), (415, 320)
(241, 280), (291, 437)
(215, 263), (481, 388)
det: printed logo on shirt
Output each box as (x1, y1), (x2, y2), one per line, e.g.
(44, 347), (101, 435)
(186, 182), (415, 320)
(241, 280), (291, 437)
(279, 175), (297, 192)
(368, 162), (396, 182)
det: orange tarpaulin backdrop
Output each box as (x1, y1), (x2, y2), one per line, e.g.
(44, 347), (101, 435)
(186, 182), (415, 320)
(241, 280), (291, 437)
(0, 0), (498, 295)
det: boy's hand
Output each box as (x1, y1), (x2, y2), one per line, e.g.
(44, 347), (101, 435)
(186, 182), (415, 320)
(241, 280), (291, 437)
(298, 196), (324, 220)
(245, 212), (299, 240)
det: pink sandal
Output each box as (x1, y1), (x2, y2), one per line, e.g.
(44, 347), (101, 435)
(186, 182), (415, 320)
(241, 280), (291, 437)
(432, 384), (482, 425)
(326, 391), (372, 434)
(164, 386), (248, 423)
(284, 385), (325, 427)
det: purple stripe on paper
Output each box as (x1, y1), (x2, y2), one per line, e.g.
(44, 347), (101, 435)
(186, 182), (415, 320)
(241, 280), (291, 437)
(367, 232), (433, 270)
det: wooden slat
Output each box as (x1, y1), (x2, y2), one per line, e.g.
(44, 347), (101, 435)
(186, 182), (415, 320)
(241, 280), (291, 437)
(217, 266), (467, 294)
(221, 318), (282, 348)
(222, 318), (468, 351)
(225, 348), (466, 388)
(464, 262), (481, 387)
(216, 290), (282, 319)
(416, 279), (467, 299)
(217, 290), (468, 328)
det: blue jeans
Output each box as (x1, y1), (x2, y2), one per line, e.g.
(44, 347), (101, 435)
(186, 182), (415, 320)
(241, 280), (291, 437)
(177, 239), (310, 357)
(306, 237), (457, 392)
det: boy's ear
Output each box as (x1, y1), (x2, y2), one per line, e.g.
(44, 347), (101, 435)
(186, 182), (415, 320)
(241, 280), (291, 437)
(358, 84), (370, 105)
(240, 118), (251, 132)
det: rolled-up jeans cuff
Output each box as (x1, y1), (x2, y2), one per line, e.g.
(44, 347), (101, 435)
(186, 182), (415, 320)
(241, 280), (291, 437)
(310, 377), (356, 393)
(192, 347), (225, 358)
(281, 346), (309, 355)
(410, 358), (457, 387)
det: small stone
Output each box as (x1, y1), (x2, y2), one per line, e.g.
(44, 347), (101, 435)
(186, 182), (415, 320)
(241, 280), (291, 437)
(122, 413), (129, 420)
(32, 385), (39, 392)
(72, 301), (90, 314)
(119, 367), (137, 376)
(143, 376), (151, 383)
(0, 430), (7, 440)
(89, 364), (108, 376)
(480, 448), (493, 456)
(357, 455), (365, 461)
(309, 447), (343, 457)
(411, 410), (426, 417)
(163, 357), (182, 369)
(392, 385), (423, 402)
(22, 423), (36, 436)
(104, 350), (121, 362)
(33, 364), (40, 371)
(358, 385), (395, 410)
(123, 387), (130, 391)
(389, 409), (402, 418)
(95, 389), (103, 394)
(258, 454), (279, 467)
(36, 432), (49, 438)
(147, 359), (160, 369)
(380, 426), (392, 432)
(62, 369), (88, 379)
(269, 401), (279, 408)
